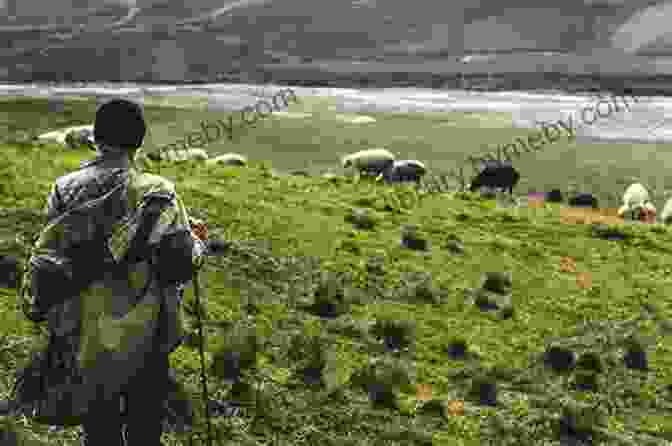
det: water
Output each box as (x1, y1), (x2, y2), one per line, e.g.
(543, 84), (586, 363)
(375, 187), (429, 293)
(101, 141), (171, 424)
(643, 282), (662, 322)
(1, 82), (672, 144)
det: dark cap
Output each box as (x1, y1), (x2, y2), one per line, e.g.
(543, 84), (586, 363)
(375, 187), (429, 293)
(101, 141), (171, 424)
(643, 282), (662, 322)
(94, 99), (146, 150)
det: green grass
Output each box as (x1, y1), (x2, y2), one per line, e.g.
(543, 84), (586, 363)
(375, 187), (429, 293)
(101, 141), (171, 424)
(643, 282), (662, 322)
(0, 96), (671, 445)
(8, 93), (672, 209)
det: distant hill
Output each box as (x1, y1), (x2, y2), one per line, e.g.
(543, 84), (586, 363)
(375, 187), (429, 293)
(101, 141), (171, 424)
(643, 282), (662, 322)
(1, 0), (672, 91)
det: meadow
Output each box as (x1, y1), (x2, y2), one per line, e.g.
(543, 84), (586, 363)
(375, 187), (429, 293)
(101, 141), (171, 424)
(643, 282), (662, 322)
(0, 95), (670, 445)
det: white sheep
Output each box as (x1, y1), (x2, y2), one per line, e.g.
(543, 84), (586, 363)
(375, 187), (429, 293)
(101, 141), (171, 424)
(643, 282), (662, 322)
(618, 201), (657, 222)
(65, 128), (94, 149)
(162, 148), (209, 162)
(341, 148), (395, 176)
(660, 197), (672, 224)
(38, 124), (94, 146)
(379, 159), (427, 184)
(205, 153), (247, 166)
(618, 183), (655, 221)
(622, 183), (650, 209)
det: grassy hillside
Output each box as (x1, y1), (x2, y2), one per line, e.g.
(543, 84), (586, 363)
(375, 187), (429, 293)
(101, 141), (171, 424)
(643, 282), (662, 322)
(7, 94), (672, 209)
(0, 97), (671, 445)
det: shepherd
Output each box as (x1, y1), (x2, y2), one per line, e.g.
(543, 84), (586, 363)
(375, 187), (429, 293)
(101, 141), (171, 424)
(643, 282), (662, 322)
(13, 99), (209, 446)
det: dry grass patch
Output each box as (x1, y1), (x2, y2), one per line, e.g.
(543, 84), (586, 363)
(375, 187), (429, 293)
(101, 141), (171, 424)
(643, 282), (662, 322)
(559, 206), (626, 226)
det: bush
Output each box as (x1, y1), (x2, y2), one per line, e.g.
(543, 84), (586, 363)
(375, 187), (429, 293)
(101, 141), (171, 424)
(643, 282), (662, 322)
(481, 272), (512, 295)
(345, 207), (377, 230)
(558, 400), (605, 443)
(544, 345), (576, 373)
(401, 225), (429, 251)
(623, 336), (648, 371)
(446, 337), (468, 360)
(576, 352), (603, 373)
(353, 360), (413, 410)
(469, 375), (498, 407)
(210, 325), (260, 383)
(309, 272), (352, 318)
(572, 371), (599, 392)
(287, 333), (334, 388)
(371, 318), (415, 352)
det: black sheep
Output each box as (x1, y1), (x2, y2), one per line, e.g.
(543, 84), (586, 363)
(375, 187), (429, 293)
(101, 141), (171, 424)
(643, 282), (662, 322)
(381, 160), (427, 184)
(569, 193), (598, 209)
(469, 160), (520, 195)
(546, 189), (564, 203)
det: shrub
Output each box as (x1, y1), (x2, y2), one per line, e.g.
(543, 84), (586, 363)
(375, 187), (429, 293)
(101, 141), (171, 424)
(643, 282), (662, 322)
(573, 371), (600, 392)
(558, 400), (605, 444)
(590, 223), (630, 241)
(544, 345), (576, 373)
(469, 375), (498, 407)
(345, 207), (377, 230)
(309, 272), (352, 318)
(371, 318), (415, 352)
(481, 272), (512, 295)
(446, 337), (468, 360)
(623, 336), (648, 371)
(356, 360), (413, 410)
(576, 352), (603, 373)
(210, 325), (260, 383)
(401, 225), (429, 251)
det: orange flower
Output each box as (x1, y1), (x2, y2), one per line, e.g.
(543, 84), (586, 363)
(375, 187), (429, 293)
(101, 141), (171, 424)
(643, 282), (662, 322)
(445, 399), (465, 416)
(416, 384), (433, 402)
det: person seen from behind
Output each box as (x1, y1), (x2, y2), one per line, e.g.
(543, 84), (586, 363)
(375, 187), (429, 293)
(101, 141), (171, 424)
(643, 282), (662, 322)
(18, 98), (209, 446)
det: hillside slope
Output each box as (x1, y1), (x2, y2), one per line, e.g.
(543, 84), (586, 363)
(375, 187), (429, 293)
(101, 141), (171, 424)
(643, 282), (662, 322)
(0, 97), (670, 445)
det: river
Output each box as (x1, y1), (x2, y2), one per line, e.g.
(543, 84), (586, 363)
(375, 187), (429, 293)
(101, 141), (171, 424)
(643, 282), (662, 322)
(2, 82), (672, 144)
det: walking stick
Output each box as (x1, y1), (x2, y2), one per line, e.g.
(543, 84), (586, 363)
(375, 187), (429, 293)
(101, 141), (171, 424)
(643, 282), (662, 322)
(192, 270), (213, 446)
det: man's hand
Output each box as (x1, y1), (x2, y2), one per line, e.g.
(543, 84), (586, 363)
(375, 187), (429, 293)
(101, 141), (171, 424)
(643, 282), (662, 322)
(189, 218), (209, 241)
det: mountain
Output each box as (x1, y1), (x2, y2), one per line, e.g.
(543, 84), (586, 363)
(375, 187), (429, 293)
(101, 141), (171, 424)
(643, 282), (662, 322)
(1, 0), (672, 88)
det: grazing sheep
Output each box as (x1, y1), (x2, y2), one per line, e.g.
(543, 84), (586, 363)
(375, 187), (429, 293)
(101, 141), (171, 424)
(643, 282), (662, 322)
(661, 197), (672, 224)
(619, 201), (657, 223)
(205, 153), (247, 167)
(545, 189), (563, 203)
(469, 160), (520, 195)
(0, 255), (19, 289)
(65, 128), (94, 149)
(618, 183), (653, 221)
(161, 148), (209, 162)
(568, 193), (598, 209)
(622, 183), (650, 208)
(380, 160), (427, 184)
(642, 202), (657, 223)
(38, 124), (94, 146)
(341, 148), (395, 176)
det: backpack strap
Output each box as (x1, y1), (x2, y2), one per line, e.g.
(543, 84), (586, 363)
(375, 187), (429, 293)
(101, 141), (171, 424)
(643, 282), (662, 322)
(122, 193), (174, 266)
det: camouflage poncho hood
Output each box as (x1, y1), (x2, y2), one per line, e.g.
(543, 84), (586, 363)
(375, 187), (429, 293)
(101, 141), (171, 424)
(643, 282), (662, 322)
(18, 153), (206, 423)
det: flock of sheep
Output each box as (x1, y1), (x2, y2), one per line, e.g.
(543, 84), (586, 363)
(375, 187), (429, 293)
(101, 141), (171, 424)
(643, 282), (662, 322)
(340, 148), (672, 226)
(40, 126), (672, 224)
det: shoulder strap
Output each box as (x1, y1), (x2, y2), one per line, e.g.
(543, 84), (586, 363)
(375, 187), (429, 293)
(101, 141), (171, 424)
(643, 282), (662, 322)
(122, 193), (174, 265)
